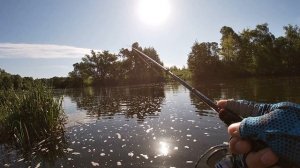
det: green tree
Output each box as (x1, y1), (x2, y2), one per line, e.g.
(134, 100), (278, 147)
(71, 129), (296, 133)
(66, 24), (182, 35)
(69, 50), (119, 86)
(282, 24), (300, 74)
(239, 23), (277, 75)
(187, 42), (220, 79)
(220, 26), (240, 63)
(119, 42), (165, 84)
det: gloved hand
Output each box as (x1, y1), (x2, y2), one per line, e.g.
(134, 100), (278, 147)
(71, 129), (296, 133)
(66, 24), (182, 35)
(218, 100), (300, 168)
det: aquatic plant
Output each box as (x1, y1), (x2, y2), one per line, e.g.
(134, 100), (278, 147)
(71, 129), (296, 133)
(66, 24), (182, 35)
(0, 83), (66, 148)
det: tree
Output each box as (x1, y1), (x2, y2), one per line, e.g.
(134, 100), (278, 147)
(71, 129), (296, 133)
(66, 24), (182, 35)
(220, 26), (240, 63)
(187, 42), (220, 79)
(239, 23), (277, 75)
(282, 25), (300, 74)
(119, 42), (165, 84)
(69, 50), (119, 86)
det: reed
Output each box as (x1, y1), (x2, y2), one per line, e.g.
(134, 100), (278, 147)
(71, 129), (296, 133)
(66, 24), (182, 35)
(0, 82), (65, 148)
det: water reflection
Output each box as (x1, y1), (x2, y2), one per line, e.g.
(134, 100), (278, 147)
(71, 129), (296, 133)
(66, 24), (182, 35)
(64, 84), (165, 123)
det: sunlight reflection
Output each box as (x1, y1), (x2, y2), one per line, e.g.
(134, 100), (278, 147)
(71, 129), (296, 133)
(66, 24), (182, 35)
(159, 141), (170, 156)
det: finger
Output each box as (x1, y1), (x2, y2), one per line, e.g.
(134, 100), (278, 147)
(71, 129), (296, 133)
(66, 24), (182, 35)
(228, 122), (241, 137)
(229, 137), (252, 154)
(217, 99), (227, 108)
(246, 148), (279, 168)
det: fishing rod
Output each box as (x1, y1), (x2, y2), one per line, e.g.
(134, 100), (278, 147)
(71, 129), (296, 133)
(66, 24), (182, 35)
(132, 48), (275, 167)
(132, 47), (242, 126)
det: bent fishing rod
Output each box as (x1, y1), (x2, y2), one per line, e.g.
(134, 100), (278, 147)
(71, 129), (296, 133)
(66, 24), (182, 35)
(132, 47), (242, 126)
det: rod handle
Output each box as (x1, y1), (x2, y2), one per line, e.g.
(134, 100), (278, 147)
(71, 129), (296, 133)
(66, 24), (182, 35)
(218, 108), (243, 126)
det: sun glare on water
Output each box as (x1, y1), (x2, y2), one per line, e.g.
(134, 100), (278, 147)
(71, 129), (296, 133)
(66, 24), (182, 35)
(137, 0), (171, 27)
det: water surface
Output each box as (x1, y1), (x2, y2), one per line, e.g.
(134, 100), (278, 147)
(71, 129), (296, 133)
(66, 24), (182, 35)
(1, 77), (300, 167)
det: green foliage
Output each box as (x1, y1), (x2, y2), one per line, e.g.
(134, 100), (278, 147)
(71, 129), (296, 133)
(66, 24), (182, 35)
(69, 50), (120, 86)
(69, 42), (165, 87)
(119, 42), (165, 84)
(0, 69), (65, 148)
(168, 66), (191, 81)
(187, 42), (221, 79)
(188, 24), (300, 80)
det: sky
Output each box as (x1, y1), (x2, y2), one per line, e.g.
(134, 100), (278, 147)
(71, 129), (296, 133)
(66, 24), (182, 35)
(0, 0), (299, 78)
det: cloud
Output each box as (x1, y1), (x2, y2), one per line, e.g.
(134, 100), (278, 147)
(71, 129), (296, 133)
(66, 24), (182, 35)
(0, 43), (100, 59)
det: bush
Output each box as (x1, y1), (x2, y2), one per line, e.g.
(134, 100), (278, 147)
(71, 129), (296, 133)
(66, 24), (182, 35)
(0, 83), (65, 148)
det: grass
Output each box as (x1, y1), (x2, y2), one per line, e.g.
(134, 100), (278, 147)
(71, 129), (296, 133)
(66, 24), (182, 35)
(0, 82), (66, 148)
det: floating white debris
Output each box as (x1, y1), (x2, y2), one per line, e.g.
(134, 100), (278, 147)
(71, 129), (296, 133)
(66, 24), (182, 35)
(174, 147), (178, 150)
(72, 152), (80, 155)
(91, 161), (99, 166)
(67, 158), (73, 161)
(110, 150), (113, 153)
(145, 128), (153, 133)
(117, 161), (122, 166)
(193, 139), (197, 142)
(116, 133), (121, 139)
(100, 153), (105, 156)
(140, 154), (149, 159)
(35, 162), (41, 168)
(66, 148), (74, 152)
(186, 134), (192, 137)
(184, 146), (189, 149)
(128, 152), (134, 157)
(17, 158), (24, 162)
(186, 161), (193, 164)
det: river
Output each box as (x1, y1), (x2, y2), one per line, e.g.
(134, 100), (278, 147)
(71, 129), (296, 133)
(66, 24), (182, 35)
(1, 77), (300, 167)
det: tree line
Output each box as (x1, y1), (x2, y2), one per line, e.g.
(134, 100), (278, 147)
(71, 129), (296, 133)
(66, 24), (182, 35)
(1, 24), (299, 88)
(188, 23), (300, 79)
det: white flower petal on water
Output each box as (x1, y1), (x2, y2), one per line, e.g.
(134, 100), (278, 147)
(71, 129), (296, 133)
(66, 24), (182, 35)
(66, 148), (74, 152)
(117, 161), (122, 166)
(91, 161), (99, 166)
(128, 152), (134, 157)
(116, 133), (121, 139)
(35, 162), (41, 168)
(72, 152), (80, 155)
(140, 154), (149, 159)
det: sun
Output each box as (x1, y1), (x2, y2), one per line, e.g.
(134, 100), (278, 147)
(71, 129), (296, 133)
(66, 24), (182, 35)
(137, 0), (171, 27)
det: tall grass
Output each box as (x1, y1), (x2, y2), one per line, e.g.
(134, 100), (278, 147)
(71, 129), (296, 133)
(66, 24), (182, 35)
(0, 83), (65, 148)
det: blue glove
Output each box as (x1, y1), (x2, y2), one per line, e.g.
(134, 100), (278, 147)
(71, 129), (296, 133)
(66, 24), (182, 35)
(227, 100), (300, 166)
